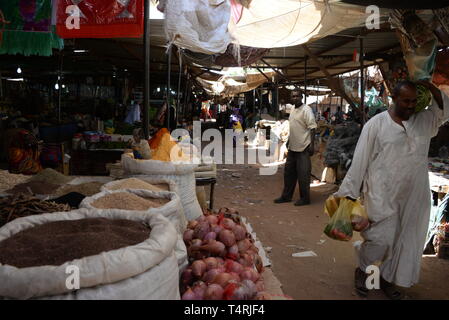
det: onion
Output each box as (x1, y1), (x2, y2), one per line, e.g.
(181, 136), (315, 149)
(187, 239), (203, 256)
(181, 288), (196, 300)
(211, 225), (223, 234)
(225, 259), (243, 274)
(229, 272), (241, 283)
(191, 250), (209, 260)
(221, 218), (236, 230)
(196, 215), (206, 222)
(223, 282), (247, 300)
(213, 272), (233, 288)
(241, 279), (257, 300)
(204, 257), (218, 270)
(232, 225), (246, 241)
(200, 240), (226, 255)
(203, 231), (217, 241)
(183, 229), (194, 243)
(239, 253), (254, 267)
(191, 260), (207, 278)
(227, 244), (240, 260)
(187, 220), (198, 230)
(216, 257), (225, 265)
(206, 215), (218, 225)
(241, 267), (260, 282)
(218, 229), (236, 247)
(192, 281), (207, 300)
(193, 221), (210, 240)
(202, 268), (221, 283)
(237, 239), (252, 253)
(181, 268), (193, 286)
(204, 284), (224, 300)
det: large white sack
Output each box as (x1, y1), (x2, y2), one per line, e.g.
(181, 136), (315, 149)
(121, 154), (202, 221)
(38, 254), (180, 300)
(0, 209), (182, 300)
(165, 0), (232, 55)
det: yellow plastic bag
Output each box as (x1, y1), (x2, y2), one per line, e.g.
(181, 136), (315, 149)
(324, 198), (354, 241)
(324, 196), (341, 218)
(350, 200), (370, 232)
(324, 197), (370, 241)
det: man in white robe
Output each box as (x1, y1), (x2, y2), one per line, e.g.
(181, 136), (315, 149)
(334, 80), (449, 299)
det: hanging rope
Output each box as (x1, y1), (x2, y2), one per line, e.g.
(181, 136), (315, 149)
(0, 10), (11, 47)
(166, 44), (172, 131)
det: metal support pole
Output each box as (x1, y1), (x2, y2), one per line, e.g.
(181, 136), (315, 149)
(304, 56), (307, 104)
(176, 49), (182, 124)
(143, 0), (150, 139)
(0, 72), (3, 98)
(166, 48), (172, 131)
(58, 50), (63, 124)
(273, 82), (279, 119)
(360, 36), (365, 125)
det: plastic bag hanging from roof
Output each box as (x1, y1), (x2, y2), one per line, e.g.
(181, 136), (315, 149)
(164, 0), (232, 55)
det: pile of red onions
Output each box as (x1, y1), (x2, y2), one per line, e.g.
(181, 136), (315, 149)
(181, 209), (269, 300)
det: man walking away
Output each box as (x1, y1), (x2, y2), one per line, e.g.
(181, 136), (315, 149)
(274, 90), (317, 206)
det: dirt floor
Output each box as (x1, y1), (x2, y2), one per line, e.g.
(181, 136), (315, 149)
(211, 162), (449, 300)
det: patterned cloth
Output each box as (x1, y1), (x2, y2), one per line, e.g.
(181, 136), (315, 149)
(7, 129), (42, 175)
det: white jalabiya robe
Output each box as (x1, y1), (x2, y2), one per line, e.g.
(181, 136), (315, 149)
(335, 91), (449, 287)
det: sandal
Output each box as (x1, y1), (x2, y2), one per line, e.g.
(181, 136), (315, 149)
(354, 268), (369, 297)
(380, 277), (404, 300)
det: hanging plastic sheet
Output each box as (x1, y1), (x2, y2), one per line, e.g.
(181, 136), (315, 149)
(227, 0), (370, 49)
(164, 0), (231, 55)
(183, 44), (269, 68)
(0, 0), (63, 56)
(56, 0), (144, 38)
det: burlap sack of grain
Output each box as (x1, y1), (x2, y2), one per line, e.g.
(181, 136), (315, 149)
(0, 209), (181, 300)
(121, 153), (202, 221)
(165, 0), (231, 55)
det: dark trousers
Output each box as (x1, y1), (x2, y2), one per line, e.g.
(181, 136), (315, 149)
(281, 147), (311, 201)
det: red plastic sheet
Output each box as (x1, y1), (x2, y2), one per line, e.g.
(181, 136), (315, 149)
(56, 0), (143, 38)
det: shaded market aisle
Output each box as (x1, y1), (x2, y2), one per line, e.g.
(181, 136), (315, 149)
(212, 163), (449, 300)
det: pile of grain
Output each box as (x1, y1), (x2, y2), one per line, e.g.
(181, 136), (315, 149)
(29, 168), (73, 185)
(0, 218), (151, 268)
(56, 182), (104, 197)
(0, 170), (31, 193)
(145, 182), (170, 191)
(6, 181), (60, 195)
(91, 192), (169, 210)
(106, 178), (165, 192)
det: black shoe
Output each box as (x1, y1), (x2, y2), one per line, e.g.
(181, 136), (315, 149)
(294, 199), (310, 206)
(274, 197), (292, 204)
(354, 268), (369, 297)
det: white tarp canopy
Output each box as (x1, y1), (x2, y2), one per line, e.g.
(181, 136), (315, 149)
(228, 0), (370, 48)
(163, 0), (374, 54)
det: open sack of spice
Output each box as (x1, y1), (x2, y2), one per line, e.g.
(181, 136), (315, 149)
(80, 188), (189, 270)
(180, 208), (268, 300)
(323, 196), (370, 241)
(0, 209), (183, 300)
